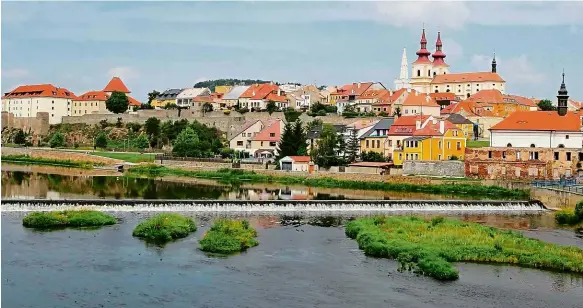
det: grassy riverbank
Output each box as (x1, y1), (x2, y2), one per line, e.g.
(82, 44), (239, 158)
(128, 165), (530, 199)
(199, 219), (258, 254)
(22, 210), (116, 228)
(132, 213), (197, 242)
(346, 216), (583, 281)
(2, 154), (100, 169)
(91, 152), (155, 163)
(555, 201), (583, 225)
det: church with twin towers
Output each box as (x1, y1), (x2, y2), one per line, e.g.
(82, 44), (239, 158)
(394, 28), (505, 99)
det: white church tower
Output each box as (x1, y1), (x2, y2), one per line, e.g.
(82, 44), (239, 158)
(410, 28), (434, 94)
(394, 48), (411, 90)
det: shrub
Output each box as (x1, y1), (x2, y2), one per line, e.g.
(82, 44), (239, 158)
(49, 132), (65, 148)
(132, 213), (197, 242)
(14, 129), (26, 145)
(576, 200), (583, 220)
(22, 210), (116, 228)
(199, 219), (258, 254)
(95, 133), (108, 150)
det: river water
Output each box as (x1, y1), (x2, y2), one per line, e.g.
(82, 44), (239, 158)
(2, 165), (583, 307)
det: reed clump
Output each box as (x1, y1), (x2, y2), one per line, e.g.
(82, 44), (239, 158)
(22, 210), (116, 228)
(132, 213), (197, 242)
(346, 216), (583, 281)
(128, 165), (529, 199)
(199, 219), (258, 254)
(555, 201), (583, 225)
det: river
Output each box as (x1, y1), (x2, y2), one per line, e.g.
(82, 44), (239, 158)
(1, 164), (582, 308)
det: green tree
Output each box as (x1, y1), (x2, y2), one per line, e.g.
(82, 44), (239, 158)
(537, 99), (556, 111)
(13, 129), (26, 145)
(311, 124), (343, 168)
(306, 119), (323, 132)
(361, 151), (386, 162)
(133, 134), (150, 152)
(147, 90), (161, 104)
(393, 106), (402, 117)
(49, 132), (65, 148)
(145, 117), (161, 147)
(105, 91), (130, 114)
(345, 129), (360, 163)
(172, 127), (201, 157)
(95, 133), (108, 150)
(266, 100), (277, 115)
(276, 122), (296, 161)
(284, 108), (302, 123)
(292, 120), (306, 155)
(165, 103), (178, 109)
(203, 102), (214, 113)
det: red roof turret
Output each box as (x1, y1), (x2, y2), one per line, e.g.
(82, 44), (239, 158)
(432, 31), (447, 66)
(414, 28), (432, 64)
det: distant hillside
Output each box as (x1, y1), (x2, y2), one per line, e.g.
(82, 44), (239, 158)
(193, 79), (303, 91)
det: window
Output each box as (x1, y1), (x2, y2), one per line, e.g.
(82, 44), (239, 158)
(438, 154), (442, 160)
(456, 142), (461, 150)
(554, 152), (559, 160)
(406, 154), (409, 160)
(516, 152), (521, 160)
(438, 141), (442, 149)
(488, 151), (492, 159)
(502, 151), (506, 159)
(417, 70), (421, 77)
(530, 144), (535, 148)
(428, 70), (431, 76)
(388, 140), (392, 146)
(447, 142), (451, 149)
(507, 143), (512, 147)
(51, 114), (54, 117)
(261, 141), (264, 146)
(270, 142), (276, 147)
(51, 106), (54, 110)
(237, 141), (243, 146)
(558, 144), (565, 148)
(399, 153), (402, 160)
(376, 140), (380, 148)
(366, 140), (369, 148)
(269, 133), (275, 137)
(566, 152), (572, 161)
(529, 151), (539, 160)
(566, 135), (570, 140)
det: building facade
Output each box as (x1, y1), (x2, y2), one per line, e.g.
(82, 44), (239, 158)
(2, 84), (76, 124)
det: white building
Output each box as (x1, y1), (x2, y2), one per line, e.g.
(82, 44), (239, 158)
(176, 87), (211, 108)
(228, 119), (264, 152)
(1, 84), (76, 124)
(279, 156), (317, 172)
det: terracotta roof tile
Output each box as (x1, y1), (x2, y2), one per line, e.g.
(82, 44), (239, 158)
(251, 120), (282, 141)
(103, 77), (130, 93)
(402, 93), (439, 107)
(74, 91), (108, 101)
(490, 111), (583, 131)
(127, 95), (141, 106)
(332, 82), (374, 96)
(287, 156), (311, 163)
(432, 72), (504, 84)
(266, 93), (287, 102)
(413, 119), (457, 136)
(193, 95), (214, 103)
(429, 92), (456, 101)
(3, 84), (77, 100)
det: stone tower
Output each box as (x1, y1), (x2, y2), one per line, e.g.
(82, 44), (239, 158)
(557, 71), (569, 116)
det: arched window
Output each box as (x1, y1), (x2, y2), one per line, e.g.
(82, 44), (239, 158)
(506, 143), (512, 147)
(530, 144), (535, 148)
(435, 90), (439, 93)
(446, 89), (450, 93)
(466, 93), (470, 98)
(428, 70), (431, 76)
(417, 70), (421, 77)
(558, 144), (565, 148)
(433, 72), (436, 77)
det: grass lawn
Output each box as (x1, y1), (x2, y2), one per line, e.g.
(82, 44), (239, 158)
(91, 152), (155, 163)
(467, 140), (490, 148)
(346, 216), (583, 281)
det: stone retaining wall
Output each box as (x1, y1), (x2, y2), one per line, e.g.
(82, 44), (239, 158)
(403, 161), (465, 178)
(1, 147), (123, 165)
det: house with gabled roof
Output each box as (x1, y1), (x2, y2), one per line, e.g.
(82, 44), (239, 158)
(330, 82), (386, 114)
(401, 91), (441, 117)
(176, 87), (211, 109)
(239, 83), (287, 111)
(248, 119), (285, 160)
(359, 117), (395, 157)
(386, 115), (431, 158)
(228, 119), (265, 153)
(2, 84), (76, 124)
(152, 88), (183, 108)
(72, 77), (141, 116)
(222, 85), (250, 109)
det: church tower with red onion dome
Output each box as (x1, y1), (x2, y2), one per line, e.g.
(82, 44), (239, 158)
(431, 31), (450, 76)
(410, 27), (434, 93)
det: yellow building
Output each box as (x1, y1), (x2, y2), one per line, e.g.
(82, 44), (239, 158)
(444, 113), (475, 140)
(393, 119), (466, 165)
(359, 118), (395, 156)
(151, 88), (182, 108)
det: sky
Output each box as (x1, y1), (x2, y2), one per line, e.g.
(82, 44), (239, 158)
(2, 1), (583, 103)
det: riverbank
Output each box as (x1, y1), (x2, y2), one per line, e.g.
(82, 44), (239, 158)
(2, 155), (99, 169)
(128, 165), (530, 199)
(1, 147), (122, 166)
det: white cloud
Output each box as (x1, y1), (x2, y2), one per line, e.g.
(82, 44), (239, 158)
(503, 55), (545, 85)
(193, 77), (209, 85)
(107, 67), (139, 81)
(442, 38), (463, 61)
(2, 68), (30, 79)
(373, 2), (471, 30)
(470, 54), (493, 71)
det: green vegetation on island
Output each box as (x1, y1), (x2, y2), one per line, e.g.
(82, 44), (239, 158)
(128, 165), (530, 199)
(199, 219), (258, 254)
(346, 216), (583, 281)
(555, 201), (583, 225)
(132, 213), (197, 242)
(1, 154), (100, 169)
(22, 210), (117, 228)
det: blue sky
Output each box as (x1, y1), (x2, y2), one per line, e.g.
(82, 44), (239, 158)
(2, 1), (583, 103)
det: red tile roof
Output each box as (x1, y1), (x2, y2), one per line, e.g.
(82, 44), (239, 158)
(103, 77), (130, 93)
(266, 93), (287, 102)
(3, 84), (76, 99)
(332, 82), (374, 96)
(490, 111), (583, 131)
(413, 119), (457, 136)
(193, 95), (214, 103)
(252, 120), (282, 141)
(402, 93), (439, 107)
(288, 156), (311, 163)
(240, 83), (281, 100)
(506, 95), (537, 107)
(429, 92), (456, 101)
(387, 116), (430, 136)
(440, 103), (457, 114)
(440, 100), (494, 117)
(569, 98), (583, 110)
(74, 91), (108, 101)
(127, 96), (141, 106)
(432, 72), (504, 84)
(466, 89), (504, 104)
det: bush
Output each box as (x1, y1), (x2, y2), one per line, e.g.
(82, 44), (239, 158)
(132, 213), (197, 242)
(450, 155), (459, 160)
(199, 219), (258, 254)
(49, 132), (65, 148)
(14, 129), (26, 145)
(95, 133), (108, 150)
(556, 201), (583, 225)
(22, 210), (116, 228)
(576, 200), (583, 220)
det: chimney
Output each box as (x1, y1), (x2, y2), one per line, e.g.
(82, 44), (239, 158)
(415, 120), (421, 129)
(277, 89), (281, 96)
(389, 90), (393, 96)
(439, 120), (445, 134)
(358, 82), (361, 88)
(270, 81), (274, 85)
(252, 90), (256, 96)
(407, 88), (411, 93)
(432, 118), (437, 125)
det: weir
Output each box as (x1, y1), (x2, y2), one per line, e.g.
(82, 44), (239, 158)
(0, 199), (547, 213)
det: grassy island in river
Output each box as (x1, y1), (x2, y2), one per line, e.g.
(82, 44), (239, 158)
(346, 216), (583, 281)
(2, 154), (100, 169)
(199, 219), (258, 254)
(22, 210), (116, 228)
(132, 213), (197, 242)
(128, 165), (530, 199)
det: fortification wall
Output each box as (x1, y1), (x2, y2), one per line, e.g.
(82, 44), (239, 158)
(403, 160), (465, 178)
(1, 112), (50, 135)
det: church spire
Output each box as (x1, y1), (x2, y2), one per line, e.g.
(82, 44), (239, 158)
(394, 47), (411, 90)
(557, 70), (569, 116)
(432, 31), (447, 66)
(414, 27), (431, 64)
(491, 51), (497, 73)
